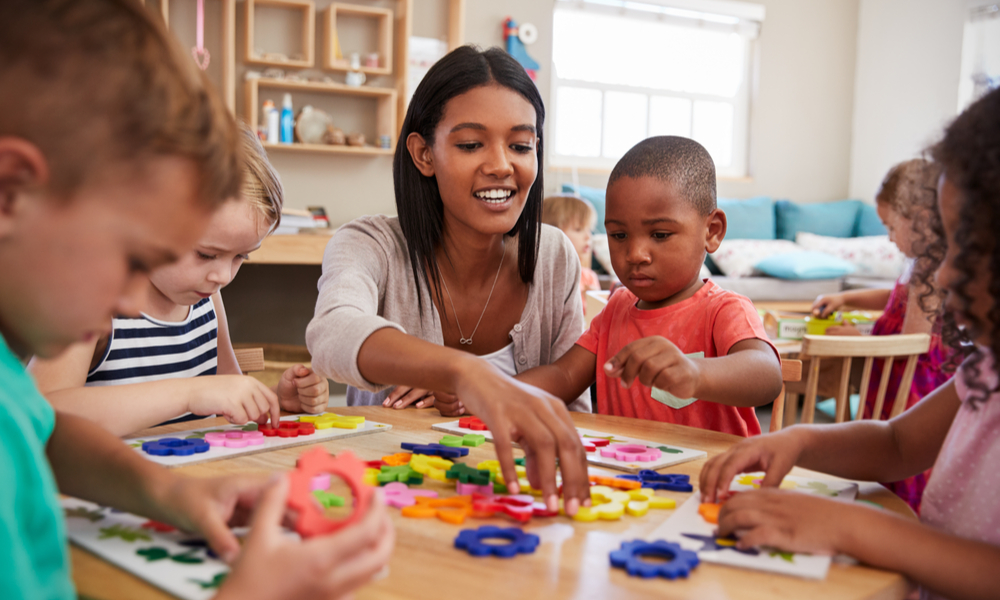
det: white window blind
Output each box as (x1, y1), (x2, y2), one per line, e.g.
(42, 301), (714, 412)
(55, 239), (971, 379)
(550, 0), (764, 177)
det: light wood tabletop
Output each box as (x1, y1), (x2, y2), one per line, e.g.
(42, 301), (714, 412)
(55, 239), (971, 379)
(71, 407), (915, 600)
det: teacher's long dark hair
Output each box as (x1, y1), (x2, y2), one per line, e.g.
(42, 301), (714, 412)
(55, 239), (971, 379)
(393, 45), (544, 313)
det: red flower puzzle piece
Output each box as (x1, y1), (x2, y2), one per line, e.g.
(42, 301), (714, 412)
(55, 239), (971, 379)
(287, 448), (372, 538)
(458, 416), (488, 431)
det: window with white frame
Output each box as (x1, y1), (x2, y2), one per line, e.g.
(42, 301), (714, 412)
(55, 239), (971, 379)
(550, 0), (764, 178)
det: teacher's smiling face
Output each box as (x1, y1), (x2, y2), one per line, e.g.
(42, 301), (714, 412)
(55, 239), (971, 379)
(407, 83), (538, 237)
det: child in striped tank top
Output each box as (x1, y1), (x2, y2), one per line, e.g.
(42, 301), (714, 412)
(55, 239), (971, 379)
(29, 125), (329, 436)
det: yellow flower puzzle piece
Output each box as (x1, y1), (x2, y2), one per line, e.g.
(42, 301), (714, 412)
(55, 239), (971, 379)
(299, 413), (366, 430)
(410, 454), (453, 481)
(735, 473), (797, 490)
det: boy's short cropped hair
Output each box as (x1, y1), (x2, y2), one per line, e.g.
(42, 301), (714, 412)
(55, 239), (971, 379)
(0, 0), (242, 207)
(608, 136), (717, 216)
(542, 195), (597, 231)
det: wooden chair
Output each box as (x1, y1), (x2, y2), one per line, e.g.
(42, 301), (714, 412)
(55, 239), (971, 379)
(233, 347), (265, 374)
(785, 334), (931, 427)
(769, 359), (802, 433)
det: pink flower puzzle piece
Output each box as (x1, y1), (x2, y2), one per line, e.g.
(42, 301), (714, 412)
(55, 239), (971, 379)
(599, 443), (662, 462)
(383, 482), (439, 508)
(204, 431), (266, 448)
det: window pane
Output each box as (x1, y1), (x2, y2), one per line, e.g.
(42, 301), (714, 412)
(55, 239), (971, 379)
(692, 100), (734, 168)
(554, 87), (603, 157)
(602, 91), (648, 159)
(553, 9), (745, 97)
(648, 96), (692, 137)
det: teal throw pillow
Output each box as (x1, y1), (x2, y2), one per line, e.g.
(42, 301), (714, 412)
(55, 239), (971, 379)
(561, 184), (606, 234)
(755, 251), (856, 280)
(717, 196), (776, 239)
(854, 202), (887, 236)
(775, 199), (863, 240)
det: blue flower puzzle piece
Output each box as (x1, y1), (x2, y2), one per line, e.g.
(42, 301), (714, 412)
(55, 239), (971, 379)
(609, 540), (700, 579)
(141, 438), (210, 457)
(617, 471), (693, 492)
(454, 526), (540, 558)
(400, 442), (469, 459)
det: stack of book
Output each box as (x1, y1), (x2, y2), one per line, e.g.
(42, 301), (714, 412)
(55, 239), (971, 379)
(273, 207), (331, 235)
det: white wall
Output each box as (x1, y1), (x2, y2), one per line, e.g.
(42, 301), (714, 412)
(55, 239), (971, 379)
(848, 0), (967, 201)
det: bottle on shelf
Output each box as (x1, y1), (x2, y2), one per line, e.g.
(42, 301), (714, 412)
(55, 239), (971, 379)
(280, 93), (294, 144)
(263, 99), (279, 144)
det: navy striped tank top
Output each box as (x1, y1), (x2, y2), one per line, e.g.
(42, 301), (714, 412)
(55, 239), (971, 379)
(86, 297), (219, 386)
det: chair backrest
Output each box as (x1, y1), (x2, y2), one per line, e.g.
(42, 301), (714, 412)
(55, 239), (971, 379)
(798, 333), (931, 425)
(769, 359), (802, 433)
(233, 347), (265, 374)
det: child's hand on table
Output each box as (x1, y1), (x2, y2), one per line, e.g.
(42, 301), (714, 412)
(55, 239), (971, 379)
(603, 336), (702, 399)
(276, 365), (329, 414)
(699, 429), (806, 503)
(216, 475), (395, 600)
(812, 293), (846, 318)
(188, 375), (282, 427)
(717, 488), (856, 554)
(382, 386), (440, 410)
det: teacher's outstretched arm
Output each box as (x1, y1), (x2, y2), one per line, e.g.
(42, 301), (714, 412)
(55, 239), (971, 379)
(357, 327), (590, 515)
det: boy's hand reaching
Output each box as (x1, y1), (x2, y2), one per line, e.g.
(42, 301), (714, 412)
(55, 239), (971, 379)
(189, 375), (282, 428)
(276, 365), (329, 414)
(604, 336), (702, 400)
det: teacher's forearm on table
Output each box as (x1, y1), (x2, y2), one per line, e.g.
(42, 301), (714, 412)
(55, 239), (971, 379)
(357, 328), (481, 395)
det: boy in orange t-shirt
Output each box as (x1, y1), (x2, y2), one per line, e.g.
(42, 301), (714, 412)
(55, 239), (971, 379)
(518, 136), (782, 436)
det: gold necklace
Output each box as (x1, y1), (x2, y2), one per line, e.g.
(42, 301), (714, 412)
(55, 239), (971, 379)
(439, 240), (505, 345)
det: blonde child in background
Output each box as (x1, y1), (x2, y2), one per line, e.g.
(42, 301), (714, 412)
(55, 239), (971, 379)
(807, 158), (961, 512)
(29, 125), (329, 437)
(542, 195), (601, 314)
(700, 87), (1000, 600)
(0, 1), (392, 599)
(520, 136), (783, 437)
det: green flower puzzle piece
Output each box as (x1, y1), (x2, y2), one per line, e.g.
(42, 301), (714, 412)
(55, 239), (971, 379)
(493, 482), (508, 494)
(241, 423), (259, 432)
(65, 507), (105, 523)
(98, 524), (152, 543)
(804, 481), (838, 497)
(136, 547), (204, 564)
(656, 445), (684, 454)
(445, 463), (492, 486)
(440, 434), (487, 448)
(190, 573), (228, 590)
(514, 457), (526, 466)
(769, 550), (795, 563)
(312, 490), (345, 508)
(439, 435), (464, 448)
(378, 465), (423, 485)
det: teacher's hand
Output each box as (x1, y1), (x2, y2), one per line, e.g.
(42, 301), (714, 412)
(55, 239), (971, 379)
(453, 361), (590, 516)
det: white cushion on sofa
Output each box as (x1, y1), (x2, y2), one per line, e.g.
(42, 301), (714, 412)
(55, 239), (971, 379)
(795, 232), (905, 279)
(711, 239), (801, 278)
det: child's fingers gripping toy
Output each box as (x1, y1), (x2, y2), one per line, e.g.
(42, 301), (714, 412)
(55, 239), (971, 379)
(287, 448), (373, 538)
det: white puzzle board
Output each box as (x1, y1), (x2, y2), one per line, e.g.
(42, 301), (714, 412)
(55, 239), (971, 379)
(126, 414), (392, 467)
(63, 497), (235, 600)
(650, 473), (858, 580)
(431, 420), (706, 473)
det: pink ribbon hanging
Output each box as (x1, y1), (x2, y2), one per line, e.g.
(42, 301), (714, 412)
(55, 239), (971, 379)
(191, 0), (211, 70)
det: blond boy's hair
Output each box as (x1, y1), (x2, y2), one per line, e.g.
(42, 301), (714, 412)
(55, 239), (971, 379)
(0, 0), (242, 206)
(239, 123), (283, 231)
(542, 195), (597, 231)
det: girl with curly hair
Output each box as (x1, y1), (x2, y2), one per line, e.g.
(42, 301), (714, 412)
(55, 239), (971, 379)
(699, 86), (1000, 600)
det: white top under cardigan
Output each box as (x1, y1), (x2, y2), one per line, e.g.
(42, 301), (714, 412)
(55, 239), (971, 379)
(306, 215), (591, 412)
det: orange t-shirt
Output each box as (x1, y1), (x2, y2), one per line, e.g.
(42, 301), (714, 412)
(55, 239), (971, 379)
(576, 279), (776, 437)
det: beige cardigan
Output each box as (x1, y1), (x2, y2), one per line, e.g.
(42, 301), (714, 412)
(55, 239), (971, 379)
(306, 215), (591, 412)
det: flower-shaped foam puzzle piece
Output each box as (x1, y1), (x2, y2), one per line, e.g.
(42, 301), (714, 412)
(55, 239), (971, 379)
(363, 468), (380, 486)
(299, 413), (366, 430)
(259, 422), (315, 438)
(454, 526), (540, 558)
(312, 490), (345, 508)
(409, 454), (453, 481)
(626, 500), (649, 517)
(681, 533), (759, 555)
(440, 434), (487, 448)
(610, 540), (699, 579)
(382, 452), (412, 466)
(204, 431), (265, 448)
(402, 495), (473, 524)
(458, 416), (488, 431)
(469, 494), (533, 523)
(600, 443), (663, 462)
(590, 475), (640, 490)
(377, 465), (423, 485)
(401, 442), (468, 459)
(287, 448), (372, 538)
(698, 503), (721, 524)
(590, 486), (632, 505)
(617, 471), (693, 492)
(736, 474), (798, 490)
(141, 438), (210, 456)
(579, 435), (610, 453)
(382, 482), (438, 508)
(457, 482), (494, 496)
(445, 463), (492, 486)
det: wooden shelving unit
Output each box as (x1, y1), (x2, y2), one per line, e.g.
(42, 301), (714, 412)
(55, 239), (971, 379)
(323, 3), (394, 75)
(244, 0), (316, 68)
(245, 77), (397, 155)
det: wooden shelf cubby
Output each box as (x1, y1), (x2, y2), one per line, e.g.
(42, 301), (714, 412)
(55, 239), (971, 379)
(244, 0), (316, 68)
(245, 77), (398, 156)
(323, 3), (394, 75)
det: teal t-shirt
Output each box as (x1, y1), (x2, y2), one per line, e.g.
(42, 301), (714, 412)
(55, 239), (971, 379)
(0, 335), (74, 599)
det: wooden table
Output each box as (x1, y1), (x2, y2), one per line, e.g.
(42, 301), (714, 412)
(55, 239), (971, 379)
(72, 408), (915, 600)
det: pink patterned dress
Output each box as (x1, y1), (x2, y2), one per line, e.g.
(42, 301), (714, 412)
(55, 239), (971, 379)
(861, 279), (958, 512)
